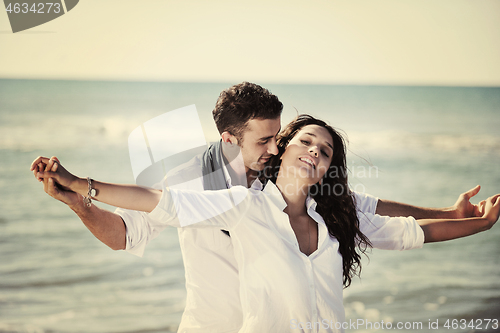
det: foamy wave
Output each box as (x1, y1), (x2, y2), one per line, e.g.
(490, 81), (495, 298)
(348, 130), (500, 154)
(0, 115), (140, 151)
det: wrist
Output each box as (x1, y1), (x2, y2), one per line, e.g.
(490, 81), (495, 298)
(480, 217), (494, 231)
(426, 206), (458, 219)
(445, 205), (460, 219)
(483, 214), (496, 226)
(68, 192), (86, 213)
(71, 177), (88, 196)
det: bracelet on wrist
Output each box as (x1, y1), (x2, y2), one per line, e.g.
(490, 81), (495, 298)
(83, 177), (96, 207)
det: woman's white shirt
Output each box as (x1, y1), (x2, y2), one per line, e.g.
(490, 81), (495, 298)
(149, 181), (424, 333)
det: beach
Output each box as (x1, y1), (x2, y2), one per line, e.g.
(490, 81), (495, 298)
(1, 79), (499, 333)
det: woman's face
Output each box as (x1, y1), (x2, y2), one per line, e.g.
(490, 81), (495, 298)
(280, 124), (334, 185)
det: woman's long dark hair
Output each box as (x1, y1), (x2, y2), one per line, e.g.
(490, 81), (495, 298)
(266, 114), (372, 288)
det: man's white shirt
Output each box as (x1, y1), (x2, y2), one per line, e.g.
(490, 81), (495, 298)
(115, 149), (410, 333)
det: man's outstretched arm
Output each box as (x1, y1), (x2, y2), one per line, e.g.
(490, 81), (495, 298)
(376, 185), (483, 219)
(68, 193), (127, 251)
(32, 156), (126, 251)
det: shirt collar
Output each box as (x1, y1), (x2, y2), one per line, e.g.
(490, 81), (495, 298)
(263, 181), (325, 225)
(262, 181), (288, 212)
(251, 178), (264, 191)
(305, 196), (317, 212)
(306, 196), (326, 227)
(220, 146), (263, 191)
(220, 150), (233, 188)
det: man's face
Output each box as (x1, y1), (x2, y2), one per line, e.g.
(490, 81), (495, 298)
(239, 117), (281, 172)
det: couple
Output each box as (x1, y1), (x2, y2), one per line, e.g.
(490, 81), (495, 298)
(32, 82), (500, 333)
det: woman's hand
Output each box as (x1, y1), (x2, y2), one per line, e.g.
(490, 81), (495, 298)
(482, 194), (500, 226)
(31, 156), (80, 191)
(30, 156), (85, 208)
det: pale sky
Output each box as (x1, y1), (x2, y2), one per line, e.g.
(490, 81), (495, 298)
(1, 0), (499, 86)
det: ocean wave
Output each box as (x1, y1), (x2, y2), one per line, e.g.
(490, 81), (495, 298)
(0, 115), (139, 151)
(347, 130), (500, 154)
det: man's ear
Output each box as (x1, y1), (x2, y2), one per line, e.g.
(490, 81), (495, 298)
(221, 131), (238, 145)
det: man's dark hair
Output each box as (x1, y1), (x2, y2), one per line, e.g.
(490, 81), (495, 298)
(212, 82), (283, 143)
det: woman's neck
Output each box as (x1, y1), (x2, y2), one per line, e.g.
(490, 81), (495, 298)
(275, 170), (310, 216)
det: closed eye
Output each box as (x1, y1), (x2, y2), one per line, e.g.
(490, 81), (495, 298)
(321, 150), (329, 158)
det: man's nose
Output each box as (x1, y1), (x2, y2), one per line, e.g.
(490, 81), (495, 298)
(268, 140), (279, 156)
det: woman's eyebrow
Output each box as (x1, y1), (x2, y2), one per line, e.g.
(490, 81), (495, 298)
(303, 132), (334, 150)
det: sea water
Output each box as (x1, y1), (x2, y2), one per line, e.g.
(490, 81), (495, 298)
(0, 79), (499, 333)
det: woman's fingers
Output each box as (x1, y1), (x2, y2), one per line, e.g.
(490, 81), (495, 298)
(31, 156), (50, 181)
(31, 156), (61, 182)
(488, 194), (500, 206)
(479, 200), (486, 215)
(37, 162), (46, 181)
(30, 156), (50, 171)
(45, 158), (54, 172)
(45, 156), (60, 172)
(30, 156), (42, 171)
(482, 194), (500, 223)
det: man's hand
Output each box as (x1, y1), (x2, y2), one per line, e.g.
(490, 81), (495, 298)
(451, 185), (484, 218)
(30, 156), (82, 208)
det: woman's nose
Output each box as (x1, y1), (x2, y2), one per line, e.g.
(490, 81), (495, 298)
(309, 146), (319, 157)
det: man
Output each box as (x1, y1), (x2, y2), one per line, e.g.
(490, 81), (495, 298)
(34, 82), (484, 333)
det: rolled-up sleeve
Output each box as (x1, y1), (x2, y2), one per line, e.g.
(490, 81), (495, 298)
(358, 212), (424, 250)
(116, 207), (165, 257)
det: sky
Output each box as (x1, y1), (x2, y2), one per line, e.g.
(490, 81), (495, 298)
(0, 0), (499, 86)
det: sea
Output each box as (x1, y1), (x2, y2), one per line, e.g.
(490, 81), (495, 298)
(0, 79), (499, 333)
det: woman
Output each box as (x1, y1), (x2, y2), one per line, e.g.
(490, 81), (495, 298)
(32, 115), (500, 332)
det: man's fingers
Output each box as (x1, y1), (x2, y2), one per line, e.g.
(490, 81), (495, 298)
(463, 185), (481, 199)
(47, 177), (56, 193)
(37, 171), (58, 182)
(46, 178), (62, 198)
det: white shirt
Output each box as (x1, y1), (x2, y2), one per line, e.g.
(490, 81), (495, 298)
(149, 181), (424, 333)
(116, 149), (380, 333)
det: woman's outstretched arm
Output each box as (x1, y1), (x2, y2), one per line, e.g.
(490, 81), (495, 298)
(418, 194), (500, 243)
(31, 156), (162, 213)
